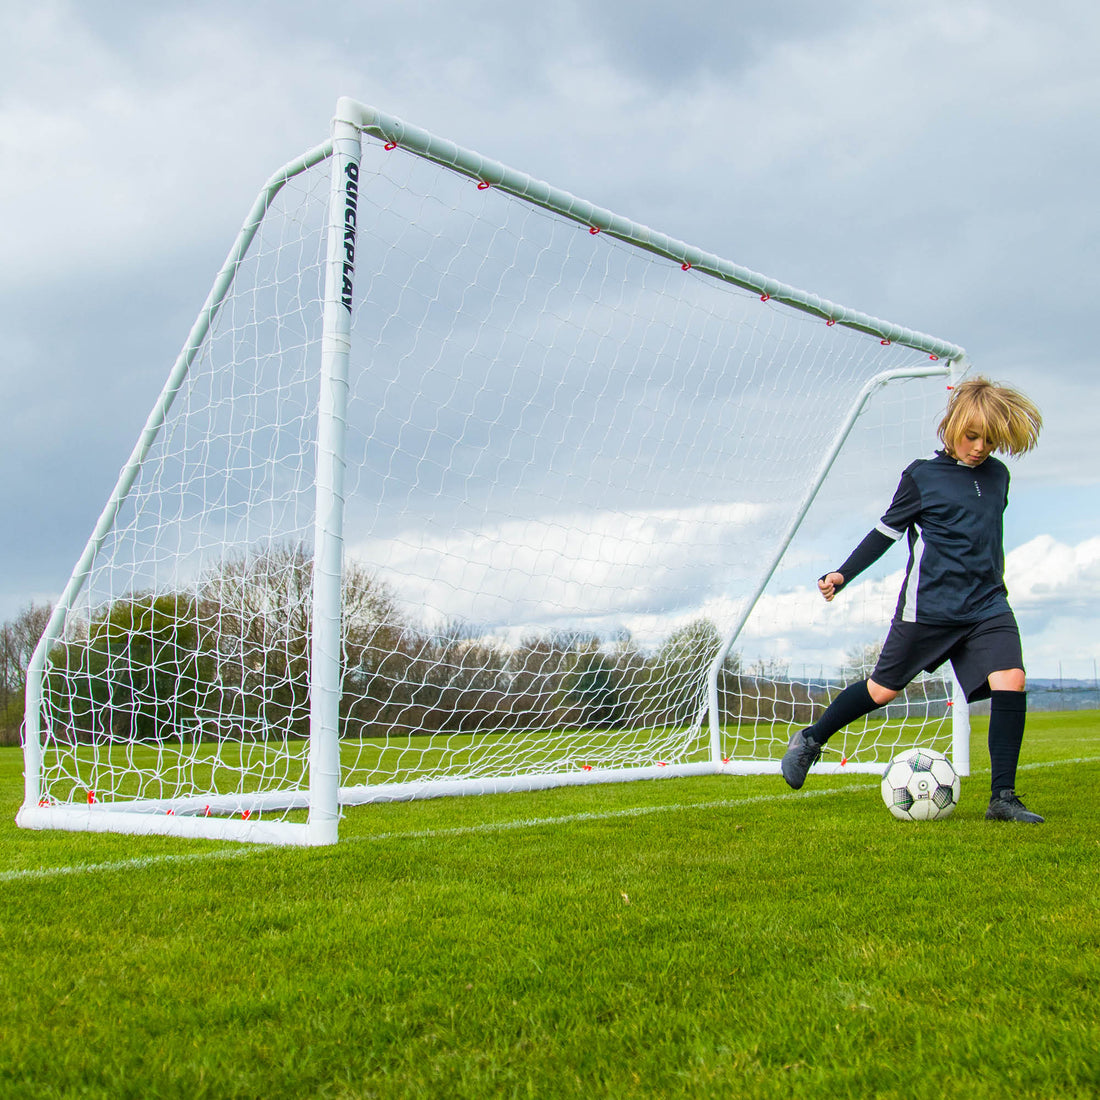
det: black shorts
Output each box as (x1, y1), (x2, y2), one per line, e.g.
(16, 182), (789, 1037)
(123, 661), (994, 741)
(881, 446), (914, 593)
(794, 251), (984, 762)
(871, 612), (1023, 703)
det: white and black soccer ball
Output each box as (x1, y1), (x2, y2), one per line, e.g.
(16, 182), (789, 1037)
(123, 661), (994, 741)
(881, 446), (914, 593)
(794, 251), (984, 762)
(880, 748), (960, 821)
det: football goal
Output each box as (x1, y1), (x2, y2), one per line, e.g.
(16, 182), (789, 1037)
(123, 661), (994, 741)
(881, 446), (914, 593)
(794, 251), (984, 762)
(19, 97), (970, 846)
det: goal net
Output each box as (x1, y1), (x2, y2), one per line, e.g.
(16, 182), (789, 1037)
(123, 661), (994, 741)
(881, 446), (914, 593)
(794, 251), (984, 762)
(19, 98), (968, 845)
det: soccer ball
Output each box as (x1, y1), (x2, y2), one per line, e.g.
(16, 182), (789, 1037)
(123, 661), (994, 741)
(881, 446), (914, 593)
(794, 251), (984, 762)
(880, 748), (960, 821)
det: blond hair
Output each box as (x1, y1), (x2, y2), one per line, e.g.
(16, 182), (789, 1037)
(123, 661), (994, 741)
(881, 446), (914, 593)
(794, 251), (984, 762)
(938, 376), (1042, 458)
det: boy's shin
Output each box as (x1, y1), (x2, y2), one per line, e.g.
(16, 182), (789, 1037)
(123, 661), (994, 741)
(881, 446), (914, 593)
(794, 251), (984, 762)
(988, 689), (1027, 794)
(806, 679), (881, 745)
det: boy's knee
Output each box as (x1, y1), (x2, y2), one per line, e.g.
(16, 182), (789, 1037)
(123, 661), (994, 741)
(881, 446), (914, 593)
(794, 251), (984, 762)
(866, 678), (899, 705)
(988, 668), (1026, 692)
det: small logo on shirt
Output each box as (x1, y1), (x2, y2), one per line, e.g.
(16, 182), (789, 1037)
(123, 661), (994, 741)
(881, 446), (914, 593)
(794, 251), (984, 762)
(973, 480), (982, 497)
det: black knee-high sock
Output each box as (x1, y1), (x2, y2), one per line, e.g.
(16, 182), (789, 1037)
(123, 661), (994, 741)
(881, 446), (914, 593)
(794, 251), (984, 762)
(805, 680), (882, 745)
(988, 690), (1027, 795)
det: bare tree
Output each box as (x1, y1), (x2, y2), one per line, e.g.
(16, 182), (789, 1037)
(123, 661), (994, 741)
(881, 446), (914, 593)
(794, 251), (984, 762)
(1, 602), (53, 744)
(842, 640), (883, 682)
(200, 544), (409, 739)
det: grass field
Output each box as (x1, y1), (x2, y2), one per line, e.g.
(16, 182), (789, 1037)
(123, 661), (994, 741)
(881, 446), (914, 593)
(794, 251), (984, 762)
(2, 711), (1098, 1098)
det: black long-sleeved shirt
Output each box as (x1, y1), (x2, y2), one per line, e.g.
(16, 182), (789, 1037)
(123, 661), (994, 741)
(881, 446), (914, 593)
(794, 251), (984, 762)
(832, 450), (1012, 625)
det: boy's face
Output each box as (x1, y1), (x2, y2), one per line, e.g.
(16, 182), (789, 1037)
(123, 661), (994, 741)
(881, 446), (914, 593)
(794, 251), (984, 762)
(952, 424), (995, 467)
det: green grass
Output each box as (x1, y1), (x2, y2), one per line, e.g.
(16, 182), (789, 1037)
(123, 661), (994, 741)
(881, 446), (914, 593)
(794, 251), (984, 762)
(1, 711), (1098, 1098)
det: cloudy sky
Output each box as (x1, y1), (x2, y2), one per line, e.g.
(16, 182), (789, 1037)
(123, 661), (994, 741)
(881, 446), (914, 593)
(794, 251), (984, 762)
(2, 0), (1098, 679)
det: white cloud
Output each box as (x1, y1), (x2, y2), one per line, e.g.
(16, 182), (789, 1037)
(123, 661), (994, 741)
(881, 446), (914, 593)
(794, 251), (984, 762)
(1004, 535), (1100, 677)
(348, 497), (1099, 680)
(351, 499), (774, 637)
(1005, 534), (1100, 612)
(0, 6), (347, 288)
(731, 534), (1100, 678)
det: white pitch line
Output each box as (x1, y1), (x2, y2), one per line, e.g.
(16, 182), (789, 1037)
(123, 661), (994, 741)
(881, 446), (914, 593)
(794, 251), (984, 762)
(342, 783), (865, 846)
(4, 755), (1097, 886)
(1017, 754), (1100, 770)
(1, 784), (864, 885)
(0, 845), (254, 885)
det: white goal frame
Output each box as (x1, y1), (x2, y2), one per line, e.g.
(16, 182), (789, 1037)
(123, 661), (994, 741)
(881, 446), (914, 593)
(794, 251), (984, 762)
(19, 97), (969, 846)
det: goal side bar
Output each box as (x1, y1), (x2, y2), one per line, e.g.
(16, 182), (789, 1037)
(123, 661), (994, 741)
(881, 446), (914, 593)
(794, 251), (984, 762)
(703, 359), (973, 775)
(18, 140), (335, 842)
(307, 114), (362, 846)
(335, 97), (964, 360)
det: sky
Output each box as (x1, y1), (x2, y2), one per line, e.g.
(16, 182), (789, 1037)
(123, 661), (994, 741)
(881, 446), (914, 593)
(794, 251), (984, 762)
(1, 0), (1098, 680)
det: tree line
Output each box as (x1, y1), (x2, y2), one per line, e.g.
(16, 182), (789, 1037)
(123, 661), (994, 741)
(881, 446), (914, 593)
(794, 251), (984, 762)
(4, 546), (854, 748)
(1, 602), (52, 746)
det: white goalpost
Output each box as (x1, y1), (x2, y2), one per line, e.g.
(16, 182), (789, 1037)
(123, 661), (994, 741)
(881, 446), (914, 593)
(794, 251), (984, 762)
(19, 97), (970, 846)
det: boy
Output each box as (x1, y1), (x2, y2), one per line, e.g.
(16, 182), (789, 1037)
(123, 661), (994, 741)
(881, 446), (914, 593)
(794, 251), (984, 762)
(780, 376), (1045, 823)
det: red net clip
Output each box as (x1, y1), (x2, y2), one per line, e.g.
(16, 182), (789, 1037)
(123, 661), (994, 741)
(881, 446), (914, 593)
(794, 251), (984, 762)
(946, 699), (955, 706)
(582, 764), (593, 771)
(929, 354), (940, 361)
(86, 790), (96, 805)
(880, 339), (892, 346)
(681, 262), (692, 271)
(241, 809), (252, 820)
(166, 809), (174, 816)
(477, 180), (491, 190)
(826, 319), (837, 327)
(722, 756), (731, 764)
(657, 761), (668, 767)
(203, 805), (211, 817)
(760, 293), (770, 302)
(589, 226), (600, 235)
(384, 141), (397, 151)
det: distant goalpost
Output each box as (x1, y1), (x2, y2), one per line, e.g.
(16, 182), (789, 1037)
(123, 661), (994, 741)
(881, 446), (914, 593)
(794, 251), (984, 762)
(19, 97), (970, 846)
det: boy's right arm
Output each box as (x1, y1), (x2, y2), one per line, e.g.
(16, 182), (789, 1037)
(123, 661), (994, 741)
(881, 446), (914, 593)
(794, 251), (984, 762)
(819, 528), (895, 599)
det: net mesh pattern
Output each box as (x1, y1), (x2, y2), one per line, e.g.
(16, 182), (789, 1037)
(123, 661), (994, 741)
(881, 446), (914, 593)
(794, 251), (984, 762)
(33, 136), (953, 821)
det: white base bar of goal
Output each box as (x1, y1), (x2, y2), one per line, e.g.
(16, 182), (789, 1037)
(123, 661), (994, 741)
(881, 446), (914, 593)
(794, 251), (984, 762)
(15, 758), (891, 844)
(15, 804), (315, 846)
(339, 761), (721, 805)
(338, 758), (888, 805)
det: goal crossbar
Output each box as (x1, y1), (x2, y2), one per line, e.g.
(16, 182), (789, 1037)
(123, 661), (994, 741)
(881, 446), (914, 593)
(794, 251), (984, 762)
(340, 99), (965, 359)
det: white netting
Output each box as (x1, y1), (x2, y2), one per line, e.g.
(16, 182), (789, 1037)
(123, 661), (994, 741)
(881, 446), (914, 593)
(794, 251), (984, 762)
(31, 129), (957, 828)
(35, 162), (329, 818)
